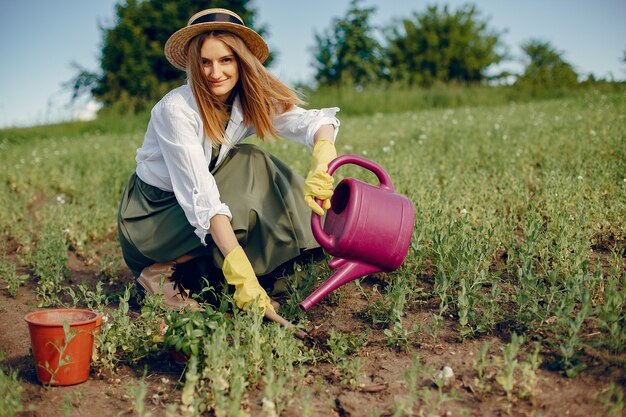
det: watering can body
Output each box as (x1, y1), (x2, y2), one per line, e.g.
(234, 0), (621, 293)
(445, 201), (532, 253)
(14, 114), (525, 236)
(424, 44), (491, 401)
(300, 155), (415, 311)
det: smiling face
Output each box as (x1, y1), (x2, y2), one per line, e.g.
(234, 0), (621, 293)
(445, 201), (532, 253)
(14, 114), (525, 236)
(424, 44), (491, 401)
(200, 37), (239, 102)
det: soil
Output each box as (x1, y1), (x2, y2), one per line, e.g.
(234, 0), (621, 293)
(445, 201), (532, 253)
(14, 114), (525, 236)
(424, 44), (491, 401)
(0, 245), (623, 417)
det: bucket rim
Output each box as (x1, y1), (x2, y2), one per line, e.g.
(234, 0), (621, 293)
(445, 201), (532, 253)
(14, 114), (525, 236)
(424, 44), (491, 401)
(24, 308), (99, 327)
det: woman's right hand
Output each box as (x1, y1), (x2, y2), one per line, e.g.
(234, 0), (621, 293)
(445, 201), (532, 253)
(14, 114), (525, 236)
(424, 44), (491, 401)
(222, 245), (275, 314)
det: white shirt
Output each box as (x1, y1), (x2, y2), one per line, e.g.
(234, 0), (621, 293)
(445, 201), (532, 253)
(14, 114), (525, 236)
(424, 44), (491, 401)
(135, 83), (340, 245)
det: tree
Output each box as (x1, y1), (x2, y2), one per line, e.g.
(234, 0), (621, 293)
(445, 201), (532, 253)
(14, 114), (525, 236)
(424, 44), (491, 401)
(515, 39), (578, 92)
(68, 0), (267, 112)
(385, 4), (505, 86)
(312, 0), (384, 86)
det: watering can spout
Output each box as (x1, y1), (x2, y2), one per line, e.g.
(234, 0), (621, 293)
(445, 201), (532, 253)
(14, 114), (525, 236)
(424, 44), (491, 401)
(299, 260), (382, 311)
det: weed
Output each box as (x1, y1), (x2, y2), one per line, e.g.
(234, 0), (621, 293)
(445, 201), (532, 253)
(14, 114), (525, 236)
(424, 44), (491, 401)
(62, 395), (73, 417)
(357, 273), (421, 328)
(0, 241), (29, 297)
(325, 328), (367, 386)
(595, 273), (625, 354)
(127, 373), (152, 417)
(300, 387), (314, 417)
(97, 244), (125, 282)
(0, 353), (27, 416)
(31, 220), (68, 307)
(487, 333), (543, 404)
(496, 333), (524, 400)
(280, 262), (321, 322)
(392, 355), (423, 416)
(518, 343), (542, 400)
(425, 314), (444, 343)
(261, 347), (301, 417)
(94, 287), (164, 369)
(599, 382), (625, 417)
(66, 281), (108, 311)
(163, 306), (227, 357)
(180, 355), (200, 416)
(557, 286), (591, 377)
(474, 341), (492, 386)
(392, 355), (455, 417)
(385, 321), (419, 351)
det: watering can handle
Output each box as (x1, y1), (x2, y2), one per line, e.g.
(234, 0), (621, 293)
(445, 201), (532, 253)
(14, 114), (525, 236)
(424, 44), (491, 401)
(311, 154), (395, 251)
(327, 154), (395, 192)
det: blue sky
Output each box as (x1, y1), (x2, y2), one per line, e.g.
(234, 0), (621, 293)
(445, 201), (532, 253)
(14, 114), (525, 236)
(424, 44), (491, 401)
(0, 0), (624, 128)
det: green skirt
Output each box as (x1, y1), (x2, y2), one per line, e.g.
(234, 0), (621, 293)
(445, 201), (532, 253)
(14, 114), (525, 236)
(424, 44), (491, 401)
(117, 144), (320, 284)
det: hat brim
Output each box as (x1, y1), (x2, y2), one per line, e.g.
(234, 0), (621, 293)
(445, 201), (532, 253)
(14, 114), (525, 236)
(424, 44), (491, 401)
(164, 22), (269, 70)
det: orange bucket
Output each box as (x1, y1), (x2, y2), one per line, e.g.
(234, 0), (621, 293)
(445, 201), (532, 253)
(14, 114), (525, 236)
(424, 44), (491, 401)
(24, 309), (101, 386)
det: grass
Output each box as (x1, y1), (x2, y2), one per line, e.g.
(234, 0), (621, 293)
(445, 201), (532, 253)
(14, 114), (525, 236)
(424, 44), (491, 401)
(0, 86), (625, 414)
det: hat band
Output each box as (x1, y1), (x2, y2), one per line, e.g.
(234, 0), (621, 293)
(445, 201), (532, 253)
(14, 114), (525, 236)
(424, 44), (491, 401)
(190, 13), (244, 26)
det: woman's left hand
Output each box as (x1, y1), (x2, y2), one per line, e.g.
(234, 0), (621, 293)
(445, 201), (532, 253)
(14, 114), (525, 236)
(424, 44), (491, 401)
(304, 140), (337, 215)
(222, 245), (275, 314)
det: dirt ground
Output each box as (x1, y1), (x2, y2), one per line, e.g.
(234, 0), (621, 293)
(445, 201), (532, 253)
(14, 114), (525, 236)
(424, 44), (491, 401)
(0, 247), (623, 417)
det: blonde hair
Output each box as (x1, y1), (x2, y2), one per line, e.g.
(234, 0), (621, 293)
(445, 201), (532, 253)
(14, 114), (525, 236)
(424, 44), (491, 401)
(186, 31), (303, 145)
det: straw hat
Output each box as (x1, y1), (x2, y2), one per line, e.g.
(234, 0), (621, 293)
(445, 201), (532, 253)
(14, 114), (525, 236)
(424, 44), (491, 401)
(164, 8), (269, 70)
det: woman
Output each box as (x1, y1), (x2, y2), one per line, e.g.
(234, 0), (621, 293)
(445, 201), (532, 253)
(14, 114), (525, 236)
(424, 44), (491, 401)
(117, 8), (339, 314)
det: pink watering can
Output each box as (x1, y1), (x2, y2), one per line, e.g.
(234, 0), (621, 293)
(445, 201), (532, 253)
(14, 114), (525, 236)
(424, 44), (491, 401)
(300, 154), (415, 311)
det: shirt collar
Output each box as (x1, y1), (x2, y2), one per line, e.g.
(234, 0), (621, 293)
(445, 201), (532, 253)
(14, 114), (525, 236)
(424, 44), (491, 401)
(230, 95), (244, 126)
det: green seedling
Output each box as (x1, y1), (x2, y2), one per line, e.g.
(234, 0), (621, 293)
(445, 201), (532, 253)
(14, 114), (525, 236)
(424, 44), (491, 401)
(0, 353), (27, 416)
(0, 241), (28, 298)
(38, 321), (77, 387)
(325, 328), (367, 386)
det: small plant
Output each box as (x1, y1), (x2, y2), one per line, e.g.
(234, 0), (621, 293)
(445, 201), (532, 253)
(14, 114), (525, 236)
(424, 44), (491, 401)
(94, 287), (165, 369)
(325, 328), (367, 358)
(300, 387), (314, 417)
(32, 221), (68, 307)
(261, 348), (301, 417)
(38, 321), (77, 387)
(180, 355), (200, 416)
(474, 337), (542, 402)
(599, 382), (625, 417)
(325, 328), (367, 386)
(392, 355), (455, 417)
(478, 282), (504, 334)
(518, 343), (542, 400)
(0, 353), (26, 416)
(357, 274), (419, 329)
(62, 394), (73, 417)
(62, 391), (84, 417)
(66, 281), (108, 311)
(0, 241), (28, 297)
(163, 307), (228, 359)
(496, 333), (524, 401)
(557, 286), (591, 377)
(280, 262), (321, 322)
(384, 320), (419, 351)
(97, 246), (124, 282)
(426, 313), (444, 343)
(474, 341), (492, 387)
(357, 297), (393, 327)
(128, 373), (152, 417)
(392, 355), (424, 416)
(595, 273), (625, 354)
(457, 277), (476, 338)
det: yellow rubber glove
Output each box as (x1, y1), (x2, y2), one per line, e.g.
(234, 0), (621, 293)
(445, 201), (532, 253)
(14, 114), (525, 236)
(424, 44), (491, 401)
(304, 140), (337, 216)
(222, 246), (275, 314)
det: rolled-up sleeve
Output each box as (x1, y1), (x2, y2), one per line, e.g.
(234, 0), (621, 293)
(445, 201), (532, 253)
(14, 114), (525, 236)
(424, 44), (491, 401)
(271, 105), (340, 148)
(151, 103), (231, 244)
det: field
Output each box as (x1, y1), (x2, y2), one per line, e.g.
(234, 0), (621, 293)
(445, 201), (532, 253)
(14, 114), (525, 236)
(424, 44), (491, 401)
(0, 89), (624, 416)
